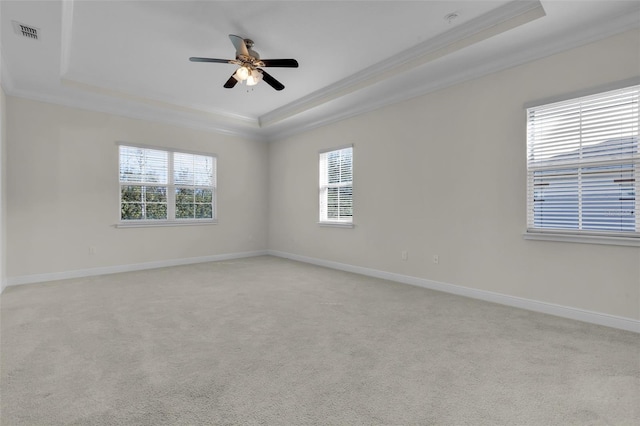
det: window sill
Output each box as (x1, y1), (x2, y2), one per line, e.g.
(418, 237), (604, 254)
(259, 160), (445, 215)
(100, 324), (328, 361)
(523, 231), (639, 247)
(318, 221), (354, 229)
(116, 220), (217, 228)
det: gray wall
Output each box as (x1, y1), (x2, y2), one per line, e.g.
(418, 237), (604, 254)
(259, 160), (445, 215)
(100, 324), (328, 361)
(268, 29), (640, 320)
(4, 29), (639, 322)
(1, 84), (5, 292)
(6, 98), (269, 278)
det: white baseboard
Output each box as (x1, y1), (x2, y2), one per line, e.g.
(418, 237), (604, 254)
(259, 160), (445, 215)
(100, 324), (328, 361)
(268, 250), (640, 334)
(4, 250), (268, 289)
(5, 249), (638, 333)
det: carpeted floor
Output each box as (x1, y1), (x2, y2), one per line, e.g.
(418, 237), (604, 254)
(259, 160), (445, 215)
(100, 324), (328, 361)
(1, 255), (638, 425)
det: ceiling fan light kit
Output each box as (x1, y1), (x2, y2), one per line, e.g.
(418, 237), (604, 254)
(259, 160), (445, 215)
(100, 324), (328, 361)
(190, 34), (298, 91)
(246, 69), (263, 86)
(234, 66), (250, 81)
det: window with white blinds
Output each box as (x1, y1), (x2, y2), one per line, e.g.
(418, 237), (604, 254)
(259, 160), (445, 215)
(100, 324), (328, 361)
(526, 85), (639, 239)
(319, 146), (353, 224)
(119, 145), (216, 223)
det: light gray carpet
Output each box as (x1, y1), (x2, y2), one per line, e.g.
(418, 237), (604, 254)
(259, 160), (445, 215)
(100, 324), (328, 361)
(1, 255), (638, 425)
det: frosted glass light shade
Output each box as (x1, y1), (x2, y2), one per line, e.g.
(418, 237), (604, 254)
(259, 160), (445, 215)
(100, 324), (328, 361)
(235, 66), (249, 81)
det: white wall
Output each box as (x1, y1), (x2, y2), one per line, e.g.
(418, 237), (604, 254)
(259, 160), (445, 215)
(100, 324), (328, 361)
(0, 5), (5, 292)
(4, 29), (639, 324)
(268, 29), (640, 321)
(0, 83), (5, 292)
(6, 98), (268, 279)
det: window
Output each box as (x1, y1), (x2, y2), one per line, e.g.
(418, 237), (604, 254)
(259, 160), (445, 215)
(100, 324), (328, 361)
(319, 146), (353, 225)
(119, 145), (216, 224)
(526, 85), (639, 241)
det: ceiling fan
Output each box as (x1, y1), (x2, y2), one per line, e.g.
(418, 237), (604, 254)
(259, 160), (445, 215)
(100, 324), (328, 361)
(189, 34), (299, 91)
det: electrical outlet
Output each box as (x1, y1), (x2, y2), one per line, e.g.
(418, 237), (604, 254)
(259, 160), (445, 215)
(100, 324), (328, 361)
(89, 246), (97, 255)
(401, 250), (408, 261)
(433, 255), (439, 264)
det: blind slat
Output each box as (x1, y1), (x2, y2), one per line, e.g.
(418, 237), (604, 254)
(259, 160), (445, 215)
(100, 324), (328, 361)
(319, 147), (353, 222)
(526, 85), (639, 236)
(119, 145), (216, 221)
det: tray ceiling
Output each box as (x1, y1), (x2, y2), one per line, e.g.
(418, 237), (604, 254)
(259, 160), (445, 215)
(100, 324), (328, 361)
(2, 1), (639, 140)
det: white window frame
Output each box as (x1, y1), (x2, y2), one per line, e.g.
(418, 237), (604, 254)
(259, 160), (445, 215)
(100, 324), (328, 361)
(319, 145), (353, 227)
(117, 143), (217, 227)
(524, 83), (639, 247)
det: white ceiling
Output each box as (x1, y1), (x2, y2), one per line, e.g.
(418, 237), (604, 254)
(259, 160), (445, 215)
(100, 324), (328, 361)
(1, 1), (639, 141)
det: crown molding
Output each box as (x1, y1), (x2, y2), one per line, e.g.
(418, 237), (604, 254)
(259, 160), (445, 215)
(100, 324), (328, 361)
(3, 0), (637, 144)
(60, 74), (258, 125)
(258, 0), (546, 128)
(264, 9), (640, 142)
(52, 0), (264, 141)
(5, 85), (264, 141)
(59, 0), (74, 77)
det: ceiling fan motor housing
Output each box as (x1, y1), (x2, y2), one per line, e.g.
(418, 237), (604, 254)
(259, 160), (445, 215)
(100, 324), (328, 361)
(242, 38), (260, 59)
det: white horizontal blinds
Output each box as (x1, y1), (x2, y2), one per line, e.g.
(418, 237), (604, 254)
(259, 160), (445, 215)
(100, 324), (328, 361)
(174, 153), (215, 186)
(119, 146), (169, 220)
(173, 153), (216, 220)
(119, 146), (168, 184)
(527, 85), (639, 235)
(118, 145), (216, 222)
(319, 146), (353, 222)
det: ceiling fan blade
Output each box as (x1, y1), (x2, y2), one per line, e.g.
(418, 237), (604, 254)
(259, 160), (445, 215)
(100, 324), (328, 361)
(258, 69), (285, 91)
(260, 59), (299, 68)
(189, 57), (234, 64)
(229, 34), (249, 57)
(223, 74), (239, 89)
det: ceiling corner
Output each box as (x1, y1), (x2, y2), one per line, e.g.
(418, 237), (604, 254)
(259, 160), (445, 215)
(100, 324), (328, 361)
(59, 0), (74, 77)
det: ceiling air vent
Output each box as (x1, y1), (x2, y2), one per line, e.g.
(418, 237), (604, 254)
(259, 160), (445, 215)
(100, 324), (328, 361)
(12, 21), (40, 40)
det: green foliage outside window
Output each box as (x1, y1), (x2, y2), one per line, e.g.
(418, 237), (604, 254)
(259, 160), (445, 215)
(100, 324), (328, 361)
(119, 146), (215, 222)
(121, 185), (167, 220)
(176, 188), (213, 219)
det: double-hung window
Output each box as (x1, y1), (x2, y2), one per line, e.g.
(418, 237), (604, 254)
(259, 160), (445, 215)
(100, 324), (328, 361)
(526, 85), (639, 243)
(119, 144), (216, 224)
(319, 146), (353, 225)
